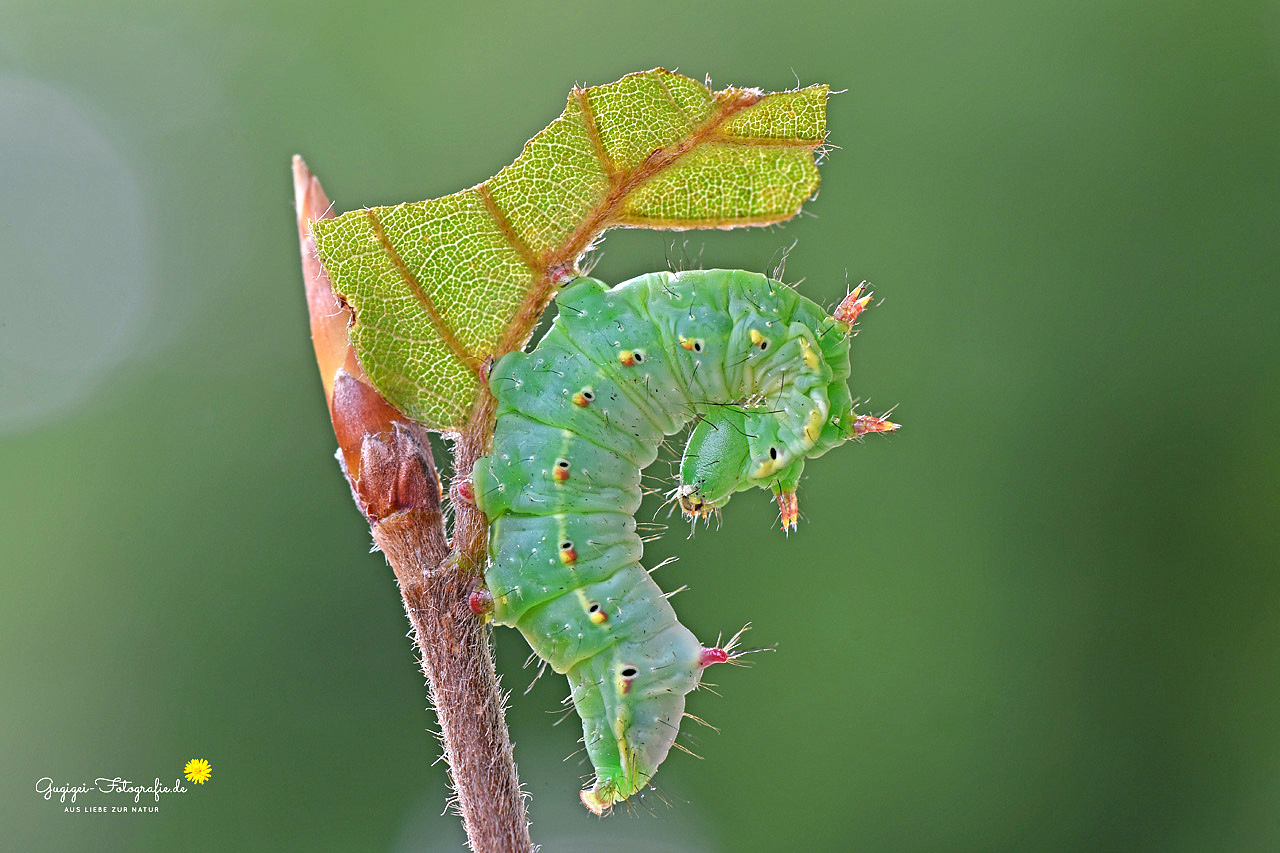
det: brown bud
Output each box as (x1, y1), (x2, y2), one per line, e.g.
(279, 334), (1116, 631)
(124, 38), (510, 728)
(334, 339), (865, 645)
(296, 157), (440, 525)
(331, 370), (438, 523)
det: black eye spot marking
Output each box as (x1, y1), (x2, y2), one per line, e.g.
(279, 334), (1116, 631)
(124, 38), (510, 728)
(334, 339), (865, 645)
(769, 447), (778, 460)
(620, 666), (637, 678)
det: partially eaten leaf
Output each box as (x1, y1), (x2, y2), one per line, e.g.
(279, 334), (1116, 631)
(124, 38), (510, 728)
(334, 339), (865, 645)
(311, 68), (828, 431)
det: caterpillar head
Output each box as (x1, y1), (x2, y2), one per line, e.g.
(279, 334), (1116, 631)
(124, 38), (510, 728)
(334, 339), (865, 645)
(676, 407), (803, 520)
(676, 407), (750, 520)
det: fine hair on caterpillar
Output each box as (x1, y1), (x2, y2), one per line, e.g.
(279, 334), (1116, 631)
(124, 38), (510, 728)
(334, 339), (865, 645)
(471, 268), (898, 813)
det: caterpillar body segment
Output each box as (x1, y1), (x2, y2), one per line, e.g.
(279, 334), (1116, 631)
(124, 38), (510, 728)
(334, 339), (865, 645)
(473, 269), (888, 811)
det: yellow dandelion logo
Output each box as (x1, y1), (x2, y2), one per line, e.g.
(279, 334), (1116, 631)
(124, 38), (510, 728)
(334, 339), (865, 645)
(183, 759), (212, 785)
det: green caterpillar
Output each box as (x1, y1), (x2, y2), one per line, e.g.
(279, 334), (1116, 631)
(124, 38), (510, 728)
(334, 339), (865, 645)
(471, 268), (896, 813)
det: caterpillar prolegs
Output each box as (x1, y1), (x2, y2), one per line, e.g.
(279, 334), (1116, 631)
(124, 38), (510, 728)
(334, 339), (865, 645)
(471, 269), (897, 812)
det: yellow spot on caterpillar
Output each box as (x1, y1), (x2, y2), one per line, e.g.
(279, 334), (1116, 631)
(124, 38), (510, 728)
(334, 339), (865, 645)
(749, 329), (764, 346)
(679, 335), (695, 350)
(615, 705), (631, 747)
(618, 350), (636, 366)
(572, 392), (588, 406)
(803, 408), (825, 443)
(800, 337), (819, 370)
(589, 609), (607, 625)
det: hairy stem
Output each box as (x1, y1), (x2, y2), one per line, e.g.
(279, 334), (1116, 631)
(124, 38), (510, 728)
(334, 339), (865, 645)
(294, 157), (532, 852)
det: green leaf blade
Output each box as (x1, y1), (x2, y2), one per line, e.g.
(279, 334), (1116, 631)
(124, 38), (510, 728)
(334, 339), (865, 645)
(619, 144), (821, 227)
(584, 71), (709, 171)
(311, 68), (831, 432)
(718, 85), (828, 142)
(485, 102), (610, 256)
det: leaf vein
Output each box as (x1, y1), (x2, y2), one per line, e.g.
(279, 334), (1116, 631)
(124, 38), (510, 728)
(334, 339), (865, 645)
(654, 73), (695, 131)
(364, 209), (480, 372)
(575, 87), (619, 185)
(478, 183), (541, 270)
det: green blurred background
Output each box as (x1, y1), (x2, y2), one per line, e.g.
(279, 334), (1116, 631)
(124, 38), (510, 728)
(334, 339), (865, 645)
(3, 0), (1278, 850)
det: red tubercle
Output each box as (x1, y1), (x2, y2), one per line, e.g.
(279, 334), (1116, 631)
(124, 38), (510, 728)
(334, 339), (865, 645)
(455, 478), (476, 505)
(700, 647), (730, 667)
(468, 588), (493, 616)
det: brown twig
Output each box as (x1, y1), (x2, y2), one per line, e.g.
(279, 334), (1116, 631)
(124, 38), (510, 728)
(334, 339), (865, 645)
(293, 156), (532, 853)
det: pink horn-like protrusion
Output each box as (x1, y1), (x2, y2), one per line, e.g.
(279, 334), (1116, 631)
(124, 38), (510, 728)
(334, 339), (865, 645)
(852, 413), (900, 435)
(700, 647), (730, 667)
(833, 282), (874, 325)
